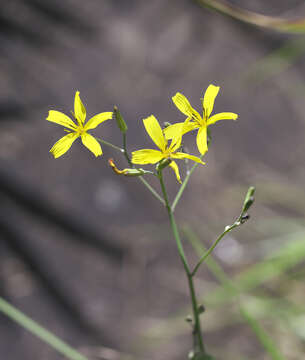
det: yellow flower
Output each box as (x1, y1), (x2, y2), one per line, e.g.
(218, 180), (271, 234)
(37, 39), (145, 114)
(47, 91), (112, 158)
(131, 115), (204, 183)
(164, 84), (238, 155)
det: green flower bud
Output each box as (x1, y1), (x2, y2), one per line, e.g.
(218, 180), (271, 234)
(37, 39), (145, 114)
(242, 186), (255, 214)
(109, 159), (151, 177)
(114, 106), (128, 133)
(123, 168), (146, 177)
(156, 158), (171, 171)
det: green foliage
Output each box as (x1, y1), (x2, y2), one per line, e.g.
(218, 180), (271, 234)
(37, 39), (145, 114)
(0, 297), (88, 360)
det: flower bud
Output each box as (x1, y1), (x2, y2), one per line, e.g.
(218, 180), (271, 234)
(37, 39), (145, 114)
(108, 159), (126, 175)
(109, 159), (150, 177)
(156, 158), (171, 171)
(242, 186), (255, 214)
(114, 106), (128, 133)
(123, 168), (146, 177)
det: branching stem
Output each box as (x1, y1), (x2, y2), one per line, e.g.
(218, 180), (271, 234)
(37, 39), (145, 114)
(172, 154), (204, 212)
(191, 223), (238, 277)
(97, 135), (165, 205)
(95, 137), (124, 152)
(158, 168), (206, 356)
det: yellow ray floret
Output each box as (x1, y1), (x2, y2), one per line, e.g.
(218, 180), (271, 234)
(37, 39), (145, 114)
(47, 91), (112, 158)
(131, 115), (204, 183)
(164, 84), (238, 155)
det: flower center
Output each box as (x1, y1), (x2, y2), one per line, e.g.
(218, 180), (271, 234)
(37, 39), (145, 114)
(163, 148), (174, 159)
(76, 125), (86, 135)
(199, 114), (206, 126)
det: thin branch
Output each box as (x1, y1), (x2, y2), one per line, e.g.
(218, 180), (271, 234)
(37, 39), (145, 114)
(196, 0), (305, 33)
(191, 223), (238, 277)
(95, 137), (124, 152)
(122, 133), (165, 205)
(172, 162), (199, 212)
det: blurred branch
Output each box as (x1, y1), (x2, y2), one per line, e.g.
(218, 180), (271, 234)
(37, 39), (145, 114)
(0, 297), (89, 360)
(0, 0), (94, 49)
(239, 304), (285, 360)
(242, 37), (305, 86)
(0, 101), (29, 120)
(0, 210), (113, 345)
(0, 12), (46, 46)
(0, 161), (124, 261)
(80, 345), (136, 360)
(26, 0), (94, 35)
(196, 0), (305, 33)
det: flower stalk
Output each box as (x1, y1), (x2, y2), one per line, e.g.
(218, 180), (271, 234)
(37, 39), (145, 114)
(157, 168), (206, 358)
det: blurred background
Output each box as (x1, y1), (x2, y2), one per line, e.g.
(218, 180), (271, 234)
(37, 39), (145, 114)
(1, 0), (305, 359)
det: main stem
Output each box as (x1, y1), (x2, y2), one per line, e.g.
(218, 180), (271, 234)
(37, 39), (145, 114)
(158, 169), (206, 355)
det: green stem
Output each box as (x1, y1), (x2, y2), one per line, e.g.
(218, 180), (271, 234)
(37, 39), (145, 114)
(122, 132), (165, 206)
(185, 227), (286, 360)
(123, 133), (132, 167)
(190, 186), (254, 276)
(158, 169), (206, 355)
(191, 223), (238, 277)
(95, 137), (124, 152)
(158, 169), (190, 274)
(0, 297), (88, 360)
(172, 154), (204, 212)
(139, 177), (165, 205)
(187, 273), (205, 354)
(98, 134), (165, 205)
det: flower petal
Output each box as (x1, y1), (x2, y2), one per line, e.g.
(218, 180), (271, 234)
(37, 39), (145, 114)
(131, 149), (164, 164)
(81, 132), (102, 156)
(166, 121), (198, 153)
(171, 152), (205, 165)
(207, 112), (238, 125)
(203, 84), (220, 118)
(46, 110), (77, 130)
(169, 134), (182, 153)
(74, 91), (86, 125)
(169, 161), (181, 183)
(84, 112), (113, 130)
(143, 115), (167, 152)
(172, 93), (202, 123)
(196, 126), (208, 155)
(50, 132), (79, 158)
(164, 121), (199, 139)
